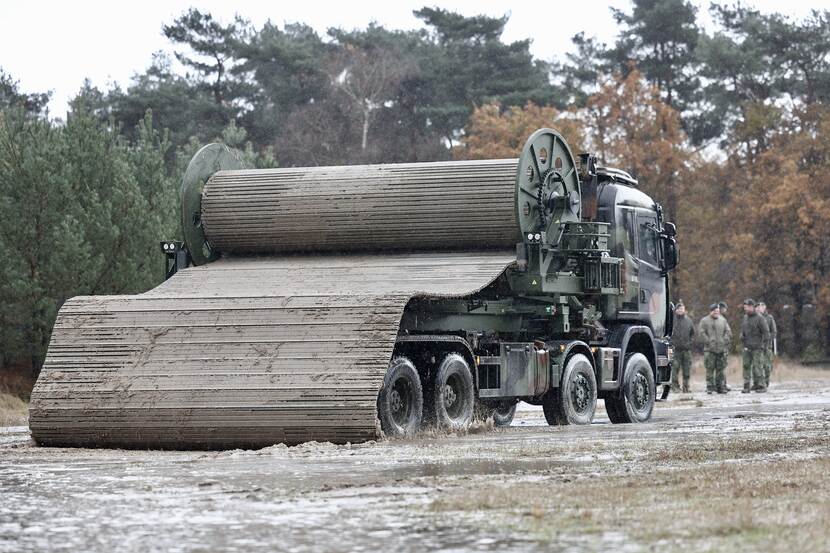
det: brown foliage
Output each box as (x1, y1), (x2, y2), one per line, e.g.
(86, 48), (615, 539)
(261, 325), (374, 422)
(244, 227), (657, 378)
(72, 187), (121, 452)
(725, 105), (830, 352)
(456, 102), (584, 160)
(582, 70), (692, 224)
(457, 71), (830, 355)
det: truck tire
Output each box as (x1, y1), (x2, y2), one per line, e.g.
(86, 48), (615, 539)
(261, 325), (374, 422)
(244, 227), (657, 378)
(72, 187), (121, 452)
(475, 400), (518, 427)
(542, 353), (597, 425)
(427, 353), (475, 430)
(605, 353), (655, 424)
(377, 356), (423, 437)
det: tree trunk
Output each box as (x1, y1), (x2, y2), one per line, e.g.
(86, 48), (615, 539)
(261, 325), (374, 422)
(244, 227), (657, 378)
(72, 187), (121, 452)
(361, 108), (370, 151)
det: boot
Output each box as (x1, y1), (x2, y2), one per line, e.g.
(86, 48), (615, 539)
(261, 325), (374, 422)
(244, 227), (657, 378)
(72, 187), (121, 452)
(742, 384), (751, 394)
(682, 384), (690, 393)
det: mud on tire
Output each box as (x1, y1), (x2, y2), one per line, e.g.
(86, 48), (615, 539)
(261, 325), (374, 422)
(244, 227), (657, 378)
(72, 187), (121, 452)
(426, 353), (475, 430)
(605, 353), (655, 424)
(543, 353), (597, 425)
(377, 356), (423, 436)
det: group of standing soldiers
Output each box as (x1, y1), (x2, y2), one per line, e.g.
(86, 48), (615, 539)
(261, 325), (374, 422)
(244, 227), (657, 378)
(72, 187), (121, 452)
(670, 299), (777, 394)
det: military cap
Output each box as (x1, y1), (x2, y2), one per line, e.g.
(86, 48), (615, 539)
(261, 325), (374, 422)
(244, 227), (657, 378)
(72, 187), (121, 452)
(718, 301), (728, 309)
(709, 303), (719, 311)
(743, 298), (755, 306)
(757, 301), (766, 307)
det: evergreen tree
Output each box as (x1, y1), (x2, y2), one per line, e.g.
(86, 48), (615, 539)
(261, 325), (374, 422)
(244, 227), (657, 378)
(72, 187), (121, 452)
(413, 7), (555, 146)
(0, 70), (50, 115)
(233, 23), (330, 151)
(163, 9), (250, 109)
(0, 98), (177, 375)
(608, 0), (700, 112)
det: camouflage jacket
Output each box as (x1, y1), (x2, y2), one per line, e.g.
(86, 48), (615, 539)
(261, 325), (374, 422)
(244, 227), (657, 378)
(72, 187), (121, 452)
(741, 312), (770, 351)
(761, 312), (777, 348)
(671, 314), (695, 351)
(699, 315), (731, 354)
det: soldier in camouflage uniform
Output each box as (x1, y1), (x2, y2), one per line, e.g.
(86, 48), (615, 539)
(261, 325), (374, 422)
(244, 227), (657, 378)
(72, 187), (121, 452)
(740, 299), (770, 393)
(717, 301), (733, 392)
(699, 304), (730, 394)
(671, 302), (694, 393)
(757, 302), (777, 388)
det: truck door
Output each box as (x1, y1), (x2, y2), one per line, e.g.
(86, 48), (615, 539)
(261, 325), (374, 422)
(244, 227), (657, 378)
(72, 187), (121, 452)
(619, 207), (640, 314)
(636, 211), (667, 336)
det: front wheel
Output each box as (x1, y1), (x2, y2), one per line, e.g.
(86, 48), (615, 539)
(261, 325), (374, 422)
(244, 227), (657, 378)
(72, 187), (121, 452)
(542, 353), (597, 425)
(606, 353), (655, 424)
(377, 356), (423, 436)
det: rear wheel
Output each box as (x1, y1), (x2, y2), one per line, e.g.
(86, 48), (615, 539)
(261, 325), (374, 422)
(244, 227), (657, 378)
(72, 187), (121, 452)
(377, 357), (423, 436)
(542, 353), (597, 425)
(606, 353), (655, 424)
(428, 354), (475, 430)
(475, 399), (518, 427)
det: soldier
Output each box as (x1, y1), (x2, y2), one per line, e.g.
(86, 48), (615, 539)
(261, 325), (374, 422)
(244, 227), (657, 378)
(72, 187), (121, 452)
(699, 303), (730, 394)
(671, 301), (694, 393)
(757, 302), (777, 388)
(740, 299), (770, 393)
(717, 301), (733, 391)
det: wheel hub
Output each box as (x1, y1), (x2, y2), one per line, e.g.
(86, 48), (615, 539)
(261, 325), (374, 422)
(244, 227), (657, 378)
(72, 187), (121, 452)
(442, 384), (457, 407)
(632, 373), (649, 410)
(571, 373), (590, 413)
(390, 389), (402, 413)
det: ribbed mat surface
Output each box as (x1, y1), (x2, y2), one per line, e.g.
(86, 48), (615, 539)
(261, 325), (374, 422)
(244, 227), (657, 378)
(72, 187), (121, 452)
(30, 252), (515, 448)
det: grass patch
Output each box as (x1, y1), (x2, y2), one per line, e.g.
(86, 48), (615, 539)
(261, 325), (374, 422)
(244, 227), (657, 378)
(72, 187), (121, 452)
(0, 368), (36, 401)
(650, 435), (830, 463)
(423, 441), (830, 550)
(0, 392), (28, 426)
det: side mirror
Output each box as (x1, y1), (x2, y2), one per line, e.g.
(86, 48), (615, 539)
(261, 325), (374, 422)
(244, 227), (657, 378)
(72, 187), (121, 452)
(662, 222), (677, 237)
(662, 236), (679, 273)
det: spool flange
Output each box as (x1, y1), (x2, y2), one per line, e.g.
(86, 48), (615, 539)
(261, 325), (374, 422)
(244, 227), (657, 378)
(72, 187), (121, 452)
(180, 143), (244, 265)
(515, 128), (581, 244)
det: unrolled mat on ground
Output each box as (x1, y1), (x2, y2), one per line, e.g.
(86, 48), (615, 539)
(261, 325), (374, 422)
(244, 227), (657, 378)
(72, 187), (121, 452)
(30, 157), (522, 448)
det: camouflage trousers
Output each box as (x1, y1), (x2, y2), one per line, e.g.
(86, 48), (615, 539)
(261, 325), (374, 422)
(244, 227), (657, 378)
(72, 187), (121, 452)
(704, 352), (728, 392)
(742, 349), (765, 390)
(671, 350), (692, 391)
(762, 348), (774, 387)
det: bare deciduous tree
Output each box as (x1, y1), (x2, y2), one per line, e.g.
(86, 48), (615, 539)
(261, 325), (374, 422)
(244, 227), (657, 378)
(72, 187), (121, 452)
(331, 46), (415, 151)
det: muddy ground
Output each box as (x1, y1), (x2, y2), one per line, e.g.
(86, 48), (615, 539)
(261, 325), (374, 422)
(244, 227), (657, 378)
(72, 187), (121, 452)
(2, 362), (829, 553)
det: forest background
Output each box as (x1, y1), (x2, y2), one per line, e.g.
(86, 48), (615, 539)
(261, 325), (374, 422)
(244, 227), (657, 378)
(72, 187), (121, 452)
(2, 1), (829, 390)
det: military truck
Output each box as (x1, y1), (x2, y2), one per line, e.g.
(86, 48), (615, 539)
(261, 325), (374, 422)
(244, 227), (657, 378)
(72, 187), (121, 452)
(368, 130), (678, 435)
(32, 128), (677, 449)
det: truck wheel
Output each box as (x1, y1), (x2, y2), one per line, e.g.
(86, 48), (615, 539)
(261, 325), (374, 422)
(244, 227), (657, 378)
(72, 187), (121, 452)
(475, 400), (518, 427)
(377, 356), (423, 437)
(428, 354), (475, 430)
(606, 353), (655, 424)
(543, 353), (597, 425)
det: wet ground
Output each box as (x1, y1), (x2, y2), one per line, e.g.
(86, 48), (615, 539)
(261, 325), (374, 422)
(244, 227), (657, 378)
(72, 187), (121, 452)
(2, 368), (829, 552)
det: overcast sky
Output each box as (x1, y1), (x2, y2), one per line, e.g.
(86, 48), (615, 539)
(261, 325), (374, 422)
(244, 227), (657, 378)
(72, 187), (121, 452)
(0, 0), (819, 117)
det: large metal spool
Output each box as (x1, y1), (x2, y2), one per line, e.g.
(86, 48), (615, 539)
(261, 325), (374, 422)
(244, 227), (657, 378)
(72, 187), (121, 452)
(181, 128), (580, 262)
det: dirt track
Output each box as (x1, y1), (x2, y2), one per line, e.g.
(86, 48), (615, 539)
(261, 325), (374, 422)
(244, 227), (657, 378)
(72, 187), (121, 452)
(2, 365), (829, 552)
